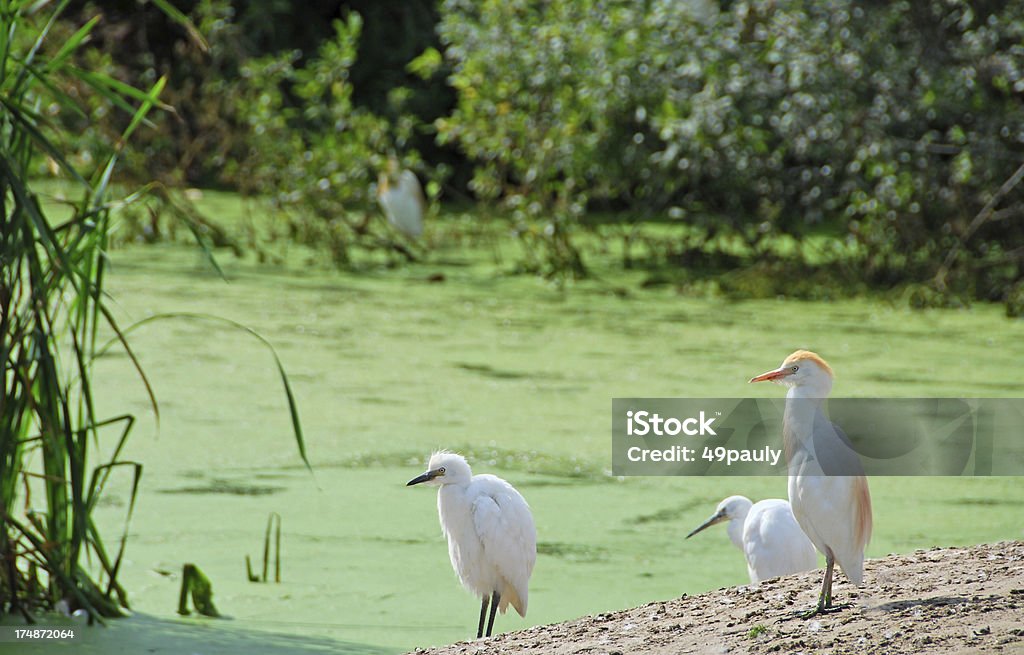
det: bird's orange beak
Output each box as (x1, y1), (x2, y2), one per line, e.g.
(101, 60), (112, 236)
(749, 366), (792, 383)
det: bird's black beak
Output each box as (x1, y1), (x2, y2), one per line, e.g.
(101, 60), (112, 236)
(406, 468), (443, 486)
(686, 509), (727, 539)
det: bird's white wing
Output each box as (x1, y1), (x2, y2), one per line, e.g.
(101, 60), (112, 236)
(789, 474), (869, 585)
(399, 170), (425, 204)
(378, 170), (425, 238)
(470, 475), (537, 616)
(744, 500), (817, 582)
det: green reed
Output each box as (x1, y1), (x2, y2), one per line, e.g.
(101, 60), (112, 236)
(0, 0), (306, 623)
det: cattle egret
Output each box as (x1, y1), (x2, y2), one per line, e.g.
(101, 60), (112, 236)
(686, 495), (817, 583)
(377, 159), (425, 238)
(750, 350), (872, 615)
(407, 452), (536, 638)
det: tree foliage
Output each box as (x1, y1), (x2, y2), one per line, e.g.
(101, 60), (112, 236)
(230, 15), (429, 265)
(44, 0), (1024, 305)
(435, 0), (1024, 301)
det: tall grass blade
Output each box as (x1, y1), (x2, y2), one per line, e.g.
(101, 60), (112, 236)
(148, 0), (209, 52)
(98, 313), (312, 471)
(0, 94), (88, 178)
(45, 14), (100, 71)
(1, 0), (288, 622)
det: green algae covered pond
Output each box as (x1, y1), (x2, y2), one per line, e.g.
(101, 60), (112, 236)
(10, 203), (1024, 653)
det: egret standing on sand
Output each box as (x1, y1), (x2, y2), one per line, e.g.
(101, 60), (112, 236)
(686, 495), (817, 583)
(407, 452), (536, 638)
(750, 350), (872, 615)
(377, 159), (425, 239)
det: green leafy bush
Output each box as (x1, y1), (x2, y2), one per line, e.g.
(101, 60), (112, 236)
(435, 0), (660, 277)
(435, 0), (1023, 299)
(41, 0), (1024, 303)
(641, 1), (1024, 302)
(232, 15), (428, 265)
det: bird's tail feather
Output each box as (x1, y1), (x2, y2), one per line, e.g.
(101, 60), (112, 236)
(839, 552), (865, 586)
(853, 475), (873, 551)
(501, 584), (528, 617)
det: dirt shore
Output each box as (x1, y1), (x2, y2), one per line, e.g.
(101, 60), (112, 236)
(411, 541), (1024, 655)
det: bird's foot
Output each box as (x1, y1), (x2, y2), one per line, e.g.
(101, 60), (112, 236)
(798, 602), (849, 619)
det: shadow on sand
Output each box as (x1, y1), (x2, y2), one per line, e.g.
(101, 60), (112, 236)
(874, 595), (987, 613)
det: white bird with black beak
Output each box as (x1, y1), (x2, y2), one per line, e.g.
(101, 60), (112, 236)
(407, 452), (536, 639)
(686, 495), (817, 583)
(750, 350), (872, 615)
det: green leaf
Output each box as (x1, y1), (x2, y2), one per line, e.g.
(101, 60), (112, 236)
(45, 14), (100, 71)
(148, 0), (210, 52)
(407, 47), (443, 80)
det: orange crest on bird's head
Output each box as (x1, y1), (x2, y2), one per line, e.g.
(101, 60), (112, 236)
(782, 350), (833, 378)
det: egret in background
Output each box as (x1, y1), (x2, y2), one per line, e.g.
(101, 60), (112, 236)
(686, 495), (817, 583)
(750, 350), (872, 615)
(377, 159), (425, 239)
(407, 452), (536, 639)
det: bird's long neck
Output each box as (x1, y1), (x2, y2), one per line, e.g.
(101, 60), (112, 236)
(725, 515), (746, 551)
(783, 386), (828, 465)
(436, 483), (472, 533)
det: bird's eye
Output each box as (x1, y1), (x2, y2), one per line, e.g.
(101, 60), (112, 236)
(791, 366), (799, 372)
(438, 467), (446, 474)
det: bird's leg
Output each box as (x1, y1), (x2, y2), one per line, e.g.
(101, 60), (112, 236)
(485, 591), (500, 637)
(821, 554), (835, 609)
(799, 555), (835, 618)
(476, 595), (489, 639)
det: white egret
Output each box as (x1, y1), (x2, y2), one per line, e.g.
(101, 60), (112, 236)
(377, 159), (425, 239)
(686, 495), (817, 583)
(407, 452), (536, 638)
(750, 350), (872, 615)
